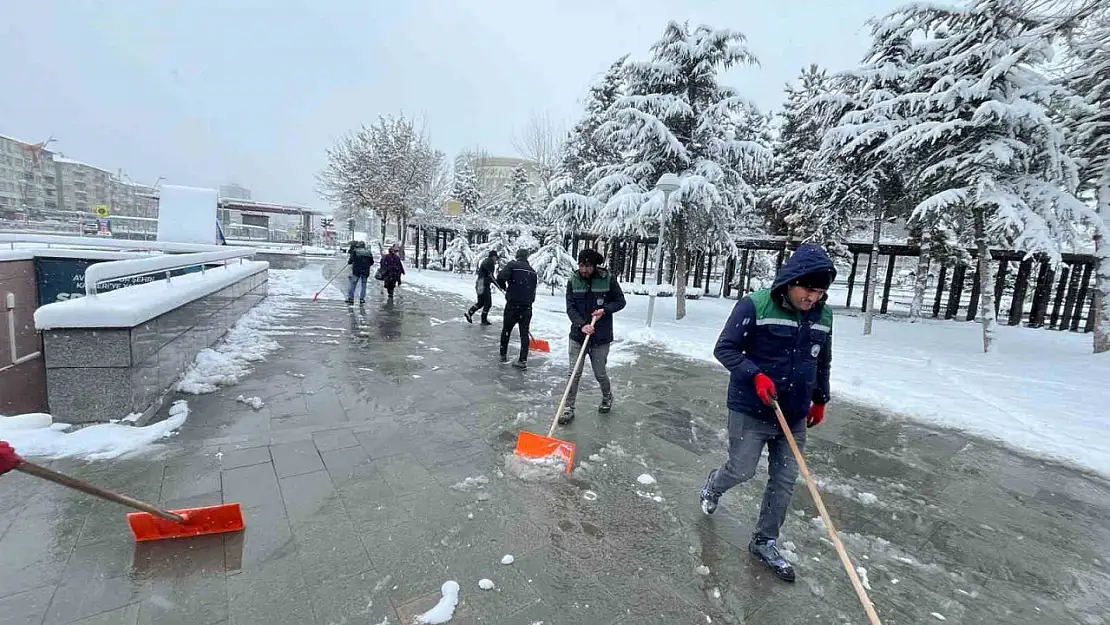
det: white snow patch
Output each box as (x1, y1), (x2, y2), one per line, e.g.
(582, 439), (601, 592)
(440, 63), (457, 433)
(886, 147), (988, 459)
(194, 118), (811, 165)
(501, 555), (515, 565)
(177, 298), (287, 394)
(695, 565), (710, 576)
(503, 453), (566, 481)
(582, 490), (598, 501)
(0, 400), (189, 461)
(782, 549), (799, 564)
(858, 492), (879, 506)
(450, 476), (489, 491)
(415, 580), (460, 624)
(783, 541), (796, 551)
(477, 579), (495, 590)
(931, 613), (947, 621)
(407, 355), (424, 361)
(856, 566), (872, 590)
(636, 473), (657, 485)
(236, 395), (264, 410)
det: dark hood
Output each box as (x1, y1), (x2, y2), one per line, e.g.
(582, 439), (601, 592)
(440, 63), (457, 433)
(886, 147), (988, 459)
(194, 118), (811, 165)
(771, 244), (836, 292)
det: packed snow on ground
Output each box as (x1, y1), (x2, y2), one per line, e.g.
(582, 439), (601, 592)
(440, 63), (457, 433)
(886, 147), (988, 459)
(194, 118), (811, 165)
(0, 400), (189, 461)
(236, 395), (264, 410)
(177, 296), (288, 394)
(268, 266), (344, 300)
(450, 475), (489, 491)
(477, 578), (495, 590)
(503, 453), (566, 481)
(403, 268), (1110, 476)
(416, 580), (460, 624)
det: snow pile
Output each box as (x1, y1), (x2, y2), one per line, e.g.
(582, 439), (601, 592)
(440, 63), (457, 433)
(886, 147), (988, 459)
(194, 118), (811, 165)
(416, 580), (460, 624)
(856, 566), (872, 590)
(477, 579), (495, 590)
(450, 476), (489, 491)
(636, 473), (657, 485)
(236, 395), (264, 410)
(500, 555), (515, 565)
(177, 298), (286, 394)
(0, 400), (189, 461)
(503, 453), (566, 481)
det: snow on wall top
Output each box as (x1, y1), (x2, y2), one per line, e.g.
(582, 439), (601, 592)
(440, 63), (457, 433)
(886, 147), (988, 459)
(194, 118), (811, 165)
(34, 260), (268, 329)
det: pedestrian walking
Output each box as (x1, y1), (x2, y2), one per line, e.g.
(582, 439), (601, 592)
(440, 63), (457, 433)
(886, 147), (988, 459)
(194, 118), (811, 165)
(496, 248), (538, 369)
(345, 241), (375, 305)
(377, 245), (406, 299)
(0, 441), (19, 476)
(466, 250), (499, 326)
(699, 243), (836, 583)
(560, 248), (626, 424)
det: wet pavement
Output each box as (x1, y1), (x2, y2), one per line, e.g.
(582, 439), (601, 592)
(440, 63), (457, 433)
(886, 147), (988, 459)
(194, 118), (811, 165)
(2, 266), (1109, 625)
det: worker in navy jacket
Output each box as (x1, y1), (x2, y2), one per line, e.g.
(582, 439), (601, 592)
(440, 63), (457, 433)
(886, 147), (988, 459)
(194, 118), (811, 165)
(700, 243), (836, 584)
(495, 248), (538, 368)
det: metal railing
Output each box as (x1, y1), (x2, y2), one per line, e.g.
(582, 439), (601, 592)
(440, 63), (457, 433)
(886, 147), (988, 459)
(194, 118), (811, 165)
(84, 248), (257, 295)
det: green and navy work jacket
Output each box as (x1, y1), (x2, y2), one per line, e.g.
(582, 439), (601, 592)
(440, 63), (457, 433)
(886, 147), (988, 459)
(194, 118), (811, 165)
(565, 268), (626, 345)
(714, 245), (835, 426)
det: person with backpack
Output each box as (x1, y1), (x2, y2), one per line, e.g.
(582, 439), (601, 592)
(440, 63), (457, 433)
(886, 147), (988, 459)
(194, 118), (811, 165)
(495, 248), (538, 369)
(699, 243), (836, 583)
(560, 248), (626, 424)
(345, 241), (375, 305)
(466, 250), (499, 326)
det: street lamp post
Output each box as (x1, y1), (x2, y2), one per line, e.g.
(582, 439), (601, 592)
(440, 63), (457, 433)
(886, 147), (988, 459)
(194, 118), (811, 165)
(646, 173), (681, 328)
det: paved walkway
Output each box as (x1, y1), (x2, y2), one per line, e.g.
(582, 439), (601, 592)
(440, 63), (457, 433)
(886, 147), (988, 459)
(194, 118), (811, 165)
(2, 266), (1109, 625)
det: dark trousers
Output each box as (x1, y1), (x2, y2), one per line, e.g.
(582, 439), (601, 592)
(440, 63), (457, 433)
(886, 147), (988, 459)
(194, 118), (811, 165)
(469, 290), (493, 320)
(500, 303), (532, 362)
(385, 279), (398, 297)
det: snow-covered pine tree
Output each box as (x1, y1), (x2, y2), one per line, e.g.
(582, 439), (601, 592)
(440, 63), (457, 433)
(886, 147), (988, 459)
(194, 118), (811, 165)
(849, 0), (1094, 352)
(764, 64), (839, 239)
(500, 164), (536, 226)
(591, 22), (772, 320)
(474, 226), (516, 262)
(548, 55), (629, 234)
(530, 240), (578, 295)
(452, 162), (482, 213)
(1059, 4), (1110, 353)
(443, 234), (475, 273)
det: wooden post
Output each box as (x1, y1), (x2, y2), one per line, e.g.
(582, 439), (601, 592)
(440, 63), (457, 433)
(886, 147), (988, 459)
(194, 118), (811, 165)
(723, 256), (735, 298)
(1070, 263), (1094, 332)
(932, 265), (948, 318)
(641, 240), (650, 283)
(966, 263), (982, 322)
(1028, 261), (1054, 328)
(993, 258), (1010, 316)
(737, 250), (750, 297)
(880, 254), (897, 314)
(1008, 259), (1033, 326)
(862, 251), (875, 313)
(1049, 265), (1070, 329)
(705, 252), (713, 295)
(945, 264), (967, 320)
(845, 252), (859, 309)
(1060, 265), (1084, 330)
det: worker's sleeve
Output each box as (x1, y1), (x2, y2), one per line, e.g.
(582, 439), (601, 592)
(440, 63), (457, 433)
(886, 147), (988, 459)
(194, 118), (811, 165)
(713, 296), (760, 380)
(603, 278), (627, 315)
(813, 325), (832, 405)
(566, 280), (587, 327)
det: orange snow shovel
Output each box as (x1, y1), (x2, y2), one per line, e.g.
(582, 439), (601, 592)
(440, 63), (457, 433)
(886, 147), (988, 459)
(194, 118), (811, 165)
(15, 460), (244, 542)
(528, 334), (550, 353)
(513, 323), (596, 473)
(769, 398), (882, 625)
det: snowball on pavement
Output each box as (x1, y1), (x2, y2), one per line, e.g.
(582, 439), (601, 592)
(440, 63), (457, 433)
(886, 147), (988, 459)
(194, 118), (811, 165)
(637, 473), (657, 485)
(478, 578), (495, 590)
(501, 555), (515, 565)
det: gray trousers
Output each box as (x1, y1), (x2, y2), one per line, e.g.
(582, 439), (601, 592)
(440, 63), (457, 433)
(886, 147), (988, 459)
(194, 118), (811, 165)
(709, 410), (806, 542)
(565, 339), (611, 408)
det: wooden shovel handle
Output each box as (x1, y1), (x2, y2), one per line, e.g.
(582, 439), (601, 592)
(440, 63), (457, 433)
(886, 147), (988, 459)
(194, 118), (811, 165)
(548, 323), (596, 437)
(770, 399), (883, 625)
(15, 461), (185, 523)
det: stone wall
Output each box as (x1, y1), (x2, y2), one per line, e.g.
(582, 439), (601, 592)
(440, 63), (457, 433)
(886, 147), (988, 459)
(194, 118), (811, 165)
(0, 259), (47, 415)
(42, 269), (268, 423)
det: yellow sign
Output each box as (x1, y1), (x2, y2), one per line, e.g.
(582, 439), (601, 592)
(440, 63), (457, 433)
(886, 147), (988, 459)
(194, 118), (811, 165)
(444, 199), (462, 216)
(95, 205), (110, 217)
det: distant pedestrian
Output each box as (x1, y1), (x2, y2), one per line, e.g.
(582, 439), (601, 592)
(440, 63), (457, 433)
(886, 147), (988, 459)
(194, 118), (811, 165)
(466, 250), (499, 326)
(345, 241), (375, 305)
(700, 243), (835, 583)
(378, 246), (406, 299)
(0, 441), (19, 475)
(496, 248), (538, 369)
(560, 248), (626, 424)
(390, 242), (406, 261)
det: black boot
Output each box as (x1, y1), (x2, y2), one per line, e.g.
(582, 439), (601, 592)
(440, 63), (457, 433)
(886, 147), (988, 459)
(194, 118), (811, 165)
(511, 359), (527, 370)
(700, 468), (720, 515)
(749, 539), (796, 582)
(465, 310), (474, 324)
(557, 406), (575, 425)
(480, 317), (492, 326)
(499, 353), (509, 365)
(598, 394), (613, 413)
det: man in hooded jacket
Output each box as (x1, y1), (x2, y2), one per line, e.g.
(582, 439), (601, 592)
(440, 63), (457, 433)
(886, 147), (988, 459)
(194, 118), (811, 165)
(496, 248), (538, 368)
(700, 243), (836, 583)
(466, 250), (499, 325)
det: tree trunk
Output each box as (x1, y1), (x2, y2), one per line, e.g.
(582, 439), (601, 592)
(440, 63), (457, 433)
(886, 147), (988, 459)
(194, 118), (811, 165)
(1094, 183), (1110, 354)
(974, 208), (997, 353)
(909, 232), (932, 322)
(379, 213), (387, 242)
(863, 204), (883, 335)
(675, 220), (688, 320)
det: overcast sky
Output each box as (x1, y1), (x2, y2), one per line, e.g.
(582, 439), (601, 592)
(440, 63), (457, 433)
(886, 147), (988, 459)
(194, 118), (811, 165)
(1, 1), (906, 209)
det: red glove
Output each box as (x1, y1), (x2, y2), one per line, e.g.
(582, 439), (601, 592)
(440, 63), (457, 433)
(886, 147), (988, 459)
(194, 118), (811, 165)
(0, 441), (21, 475)
(753, 373), (777, 406)
(807, 403), (826, 428)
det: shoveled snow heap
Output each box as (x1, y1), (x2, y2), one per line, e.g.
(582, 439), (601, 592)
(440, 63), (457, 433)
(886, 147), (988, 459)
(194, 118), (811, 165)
(0, 400), (190, 461)
(176, 297), (288, 394)
(416, 580), (460, 624)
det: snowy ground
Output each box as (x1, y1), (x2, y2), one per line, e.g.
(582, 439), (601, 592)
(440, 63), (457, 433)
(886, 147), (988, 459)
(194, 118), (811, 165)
(403, 267), (1110, 477)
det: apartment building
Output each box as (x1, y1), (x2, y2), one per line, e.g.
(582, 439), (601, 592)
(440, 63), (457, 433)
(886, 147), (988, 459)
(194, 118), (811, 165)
(0, 134), (59, 216)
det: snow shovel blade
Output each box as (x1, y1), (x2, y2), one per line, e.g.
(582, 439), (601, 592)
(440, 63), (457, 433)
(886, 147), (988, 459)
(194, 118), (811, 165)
(514, 430), (575, 473)
(528, 335), (551, 352)
(128, 503), (245, 542)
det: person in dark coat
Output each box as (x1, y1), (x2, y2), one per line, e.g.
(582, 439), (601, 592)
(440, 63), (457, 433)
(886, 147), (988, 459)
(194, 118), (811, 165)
(496, 248), (538, 369)
(377, 247), (406, 299)
(466, 250), (499, 326)
(345, 241), (375, 305)
(561, 248), (626, 424)
(700, 243), (836, 583)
